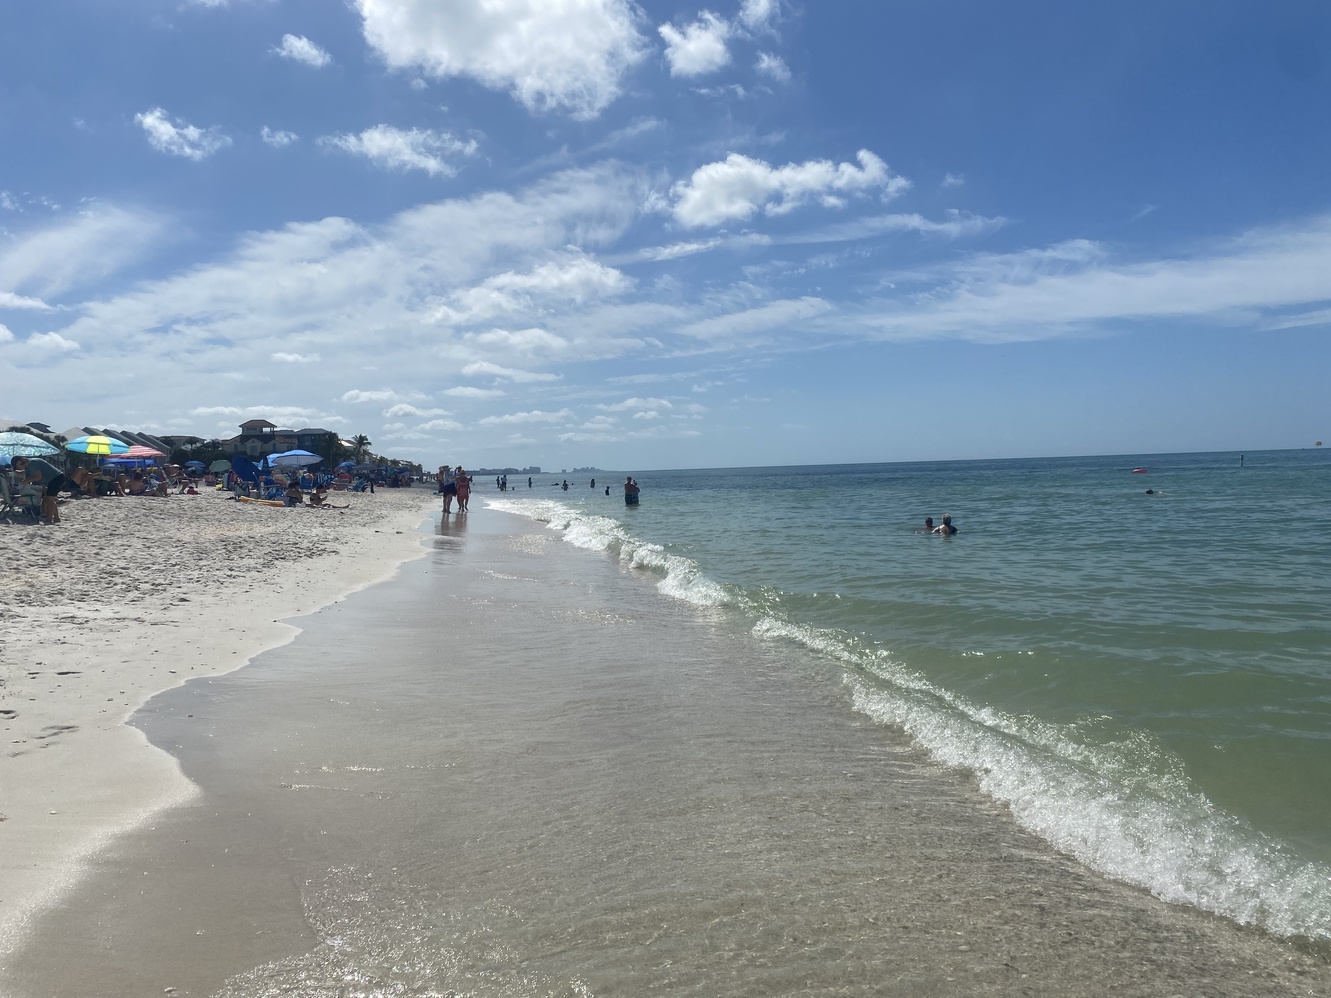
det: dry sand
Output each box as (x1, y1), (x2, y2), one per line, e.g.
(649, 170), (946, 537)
(0, 486), (438, 961)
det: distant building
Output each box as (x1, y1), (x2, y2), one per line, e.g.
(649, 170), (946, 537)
(220, 421), (338, 459)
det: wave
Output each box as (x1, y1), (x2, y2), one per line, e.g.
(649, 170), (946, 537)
(487, 494), (1331, 942)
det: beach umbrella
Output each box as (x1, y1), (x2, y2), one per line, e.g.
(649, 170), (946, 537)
(209, 459), (232, 473)
(66, 434), (129, 456)
(0, 454), (10, 467)
(268, 449), (322, 468)
(0, 430), (61, 457)
(336, 460), (356, 469)
(183, 459), (206, 468)
(121, 444), (166, 459)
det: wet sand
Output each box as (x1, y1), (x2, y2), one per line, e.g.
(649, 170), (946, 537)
(0, 486), (438, 967)
(6, 506), (1331, 997)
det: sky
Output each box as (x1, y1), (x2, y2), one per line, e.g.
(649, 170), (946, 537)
(2, 0), (1329, 470)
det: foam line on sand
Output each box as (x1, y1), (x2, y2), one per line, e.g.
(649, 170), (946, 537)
(0, 487), (438, 959)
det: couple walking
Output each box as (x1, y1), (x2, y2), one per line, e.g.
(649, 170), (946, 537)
(439, 465), (472, 513)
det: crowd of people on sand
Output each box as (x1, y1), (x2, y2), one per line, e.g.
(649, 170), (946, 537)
(1, 451), (403, 524)
(1, 455), (206, 524)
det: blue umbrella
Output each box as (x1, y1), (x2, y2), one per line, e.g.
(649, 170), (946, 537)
(0, 430), (61, 457)
(268, 449), (322, 468)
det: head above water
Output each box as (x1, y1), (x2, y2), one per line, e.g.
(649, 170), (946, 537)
(941, 514), (952, 525)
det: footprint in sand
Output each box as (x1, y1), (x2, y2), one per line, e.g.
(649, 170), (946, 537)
(34, 724), (78, 740)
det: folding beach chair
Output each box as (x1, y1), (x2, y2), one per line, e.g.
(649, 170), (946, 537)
(0, 473), (40, 522)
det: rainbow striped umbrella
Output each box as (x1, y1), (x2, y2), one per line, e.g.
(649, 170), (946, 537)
(65, 434), (130, 456)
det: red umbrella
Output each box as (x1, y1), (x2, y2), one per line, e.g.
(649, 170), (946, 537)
(122, 445), (166, 459)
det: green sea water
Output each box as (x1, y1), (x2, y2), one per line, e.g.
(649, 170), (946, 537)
(492, 449), (1331, 940)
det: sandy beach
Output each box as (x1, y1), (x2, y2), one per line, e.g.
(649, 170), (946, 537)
(0, 486), (438, 963)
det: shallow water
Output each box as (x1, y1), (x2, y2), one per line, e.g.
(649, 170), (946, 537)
(9, 456), (1331, 996)
(492, 451), (1331, 941)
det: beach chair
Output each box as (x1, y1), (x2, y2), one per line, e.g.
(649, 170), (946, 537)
(0, 473), (40, 522)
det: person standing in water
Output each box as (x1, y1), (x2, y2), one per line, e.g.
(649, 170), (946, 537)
(933, 513), (957, 535)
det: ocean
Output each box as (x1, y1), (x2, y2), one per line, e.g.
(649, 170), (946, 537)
(492, 451), (1331, 942)
(10, 449), (1331, 997)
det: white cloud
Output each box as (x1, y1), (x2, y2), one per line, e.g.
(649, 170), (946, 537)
(261, 126), (299, 147)
(342, 389), (426, 404)
(26, 331), (80, 352)
(135, 107), (231, 161)
(273, 33), (331, 68)
(443, 386), (506, 399)
(598, 396), (673, 412)
(0, 204), (166, 299)
(0, 323), (13, 343)
(190, 404), (346, 425)
(435, 256), (631, 324)
(354, 0), (648, 120)
(669, 150), (909, 227)
(754, 52), (790, 82)
(383, 403), (450, 417)
(460, 361), (560, 382)
(271, 352), (319, 363)
(477, 408), (572, 425)
(859, 216), (1331, 342)
(417, 417), (463, 431)
(738, 0), (777, 30)
(679, 296), (831, 339)
(659, 11), (731, 77)
(942, 172), (965, 188)
(321, 125), (478, 177)
(0, 291), (52, 310)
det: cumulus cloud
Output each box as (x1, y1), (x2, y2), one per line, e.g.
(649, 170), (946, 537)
(434, 256), (631, 324)
(443, 386), (506, 399)
(342, 389), (427, 404)
(597, 396), (673, 412)
(271, 352), (319, 363)
(460, 361), (560, 382)
(0, 291), (52, 310)
(669, 150), (909, 227)
(261, 126), (299, 147)
(0, 323), (13, 343)
(321, 124), (478, 177)
(383, 403), (450, 417)
(354, 0), (648, 120)
(273, 33), (331, 68)
(135, 107), (231, 161)
(477, 408), (572, 425)
(659, 11), (731, 77)
(26, 331), (80, 352)
(738, 0), (777, 30)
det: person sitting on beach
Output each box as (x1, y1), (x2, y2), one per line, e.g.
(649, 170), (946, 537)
(12, 456), (68, 523)
(932, 513), (958, 535)
(285, 481), (304, 507)
(126, 472), (147, 496)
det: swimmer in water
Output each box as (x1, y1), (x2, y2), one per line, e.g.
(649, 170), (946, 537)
(932, 513), (958, 535)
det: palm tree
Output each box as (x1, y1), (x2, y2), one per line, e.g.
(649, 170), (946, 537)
(351, 434), (372, 461)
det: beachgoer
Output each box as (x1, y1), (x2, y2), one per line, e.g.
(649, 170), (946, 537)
(13, 456), (67, 523)
(922, 516), (934, 532)
(605, 486), (610, 496)
(528, 477), (532, 488)
(623, 477), (640, 505)
(561, 480), (569, 491)
(590, 478), (595, 489)
(933, 513), (958, 535)
(456, 466), (471, 512)
(285, 481), (304, 507)
(440, 465), (457, 512)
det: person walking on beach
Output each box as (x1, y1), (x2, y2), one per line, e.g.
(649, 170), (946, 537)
(441, 465), (457, 513)
(455, 466), (471, 512)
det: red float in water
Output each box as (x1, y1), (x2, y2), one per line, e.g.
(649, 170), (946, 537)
(1131, 467), (1148, 474)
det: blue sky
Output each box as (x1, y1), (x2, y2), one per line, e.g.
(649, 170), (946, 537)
(2, 0), (1329, 469)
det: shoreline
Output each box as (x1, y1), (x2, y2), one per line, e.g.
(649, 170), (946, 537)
(0, 486), (438, 960)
